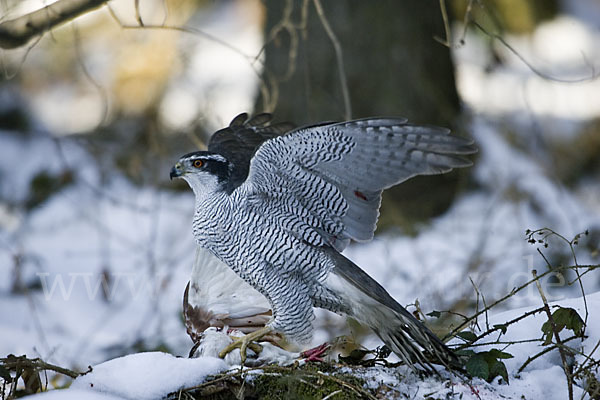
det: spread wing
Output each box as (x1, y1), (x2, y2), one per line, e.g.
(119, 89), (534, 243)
(208, 113), (294, 192)
(235, 117), (476, 251)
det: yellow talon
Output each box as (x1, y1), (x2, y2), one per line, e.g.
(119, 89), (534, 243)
(218, 326), (272, 364)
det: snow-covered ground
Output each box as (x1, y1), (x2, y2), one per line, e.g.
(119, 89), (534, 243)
(18, 292), (598, 400)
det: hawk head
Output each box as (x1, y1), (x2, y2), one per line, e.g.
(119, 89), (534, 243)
(170, 151), (231, 196)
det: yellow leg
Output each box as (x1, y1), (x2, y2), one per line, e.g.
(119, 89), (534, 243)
(218, 326), (273, 364)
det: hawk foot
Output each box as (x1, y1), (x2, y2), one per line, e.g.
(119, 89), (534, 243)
(218, 325), (272, 364)
(301, 343), (330, 362)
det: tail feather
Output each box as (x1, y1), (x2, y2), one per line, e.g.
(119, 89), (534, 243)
(375, 307), (459, 372)
(324, 247), (459, 371)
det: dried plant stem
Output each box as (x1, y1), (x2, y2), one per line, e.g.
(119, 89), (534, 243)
(533, 269), (573, 400)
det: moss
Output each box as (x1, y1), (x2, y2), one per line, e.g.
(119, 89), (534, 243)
(172, 363), (372, 400)
(251, 368), (364, 400)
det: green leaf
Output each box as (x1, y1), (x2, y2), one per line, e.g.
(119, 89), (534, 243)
(556, 307), (584, 336)
(456, 331), (478, 343)
(541, 307), (585, 345)
(454, 349), (475, 357)
(541, 322), (554, 345)
(466, 354), (489, 380)
(426, 310), (442, 318)
(489, 359), (509, 383)
(465, 350), (511, 383)
(486, 349), (514, 360)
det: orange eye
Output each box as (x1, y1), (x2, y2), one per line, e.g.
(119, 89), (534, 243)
(193, 160), (204, 168)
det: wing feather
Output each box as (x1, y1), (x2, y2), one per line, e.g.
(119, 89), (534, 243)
(237, 117), (476, 250)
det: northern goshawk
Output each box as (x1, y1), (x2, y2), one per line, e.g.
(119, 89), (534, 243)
(171, 113), (475, 369)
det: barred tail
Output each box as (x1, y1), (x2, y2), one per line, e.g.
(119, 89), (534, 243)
(324, 247), (459, 371)
(372, 306), (458, 372)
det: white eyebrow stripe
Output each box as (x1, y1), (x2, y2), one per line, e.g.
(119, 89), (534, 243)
(190, 154), (228, 163)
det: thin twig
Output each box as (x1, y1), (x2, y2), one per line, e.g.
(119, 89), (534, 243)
(454, 338), (545, 348)
(444, 264), (600, 341)
(530, 228), (590, 334)
(312, 0), (351, 120)
(71, 23), (109, 126)
(472, 21), (599, 84)
(517, 335), (580, 374)
(469, 277), (489, 331)
(573, 338), (600, 377)
(0, 32), (42, 80)
(321, 389), (343, 400)
(106, 7), (276, 113)
(105, 6), (261, 66)
(455, 306), (546, 350)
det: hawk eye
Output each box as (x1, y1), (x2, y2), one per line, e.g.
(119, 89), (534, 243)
(193, 160), (204, 168)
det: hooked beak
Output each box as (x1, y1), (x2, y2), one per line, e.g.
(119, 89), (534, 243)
(170, 163), (183, 180)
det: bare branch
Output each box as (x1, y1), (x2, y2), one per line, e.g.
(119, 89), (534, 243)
(0, 0), (109, 49)
(0, 354), (90, 380)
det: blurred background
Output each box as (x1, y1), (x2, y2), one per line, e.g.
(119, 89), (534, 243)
(0, 0), (599, 377)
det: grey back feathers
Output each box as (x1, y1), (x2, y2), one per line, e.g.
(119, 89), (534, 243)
(208, 113), (294, 192)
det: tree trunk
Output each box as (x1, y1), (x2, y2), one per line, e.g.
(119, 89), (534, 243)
(257, 0), (467, 232)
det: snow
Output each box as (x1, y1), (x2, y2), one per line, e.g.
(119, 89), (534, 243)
(22, 353), (227, 400)
(483, 292), (598, 375)
(0, 132), (198, 366)
(30, 285), (596, 400)
(25, 389), (124, 400)
(338, 292), (598, 399)
(21, 293), (598, 399)
(71, 353), (227, 400)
